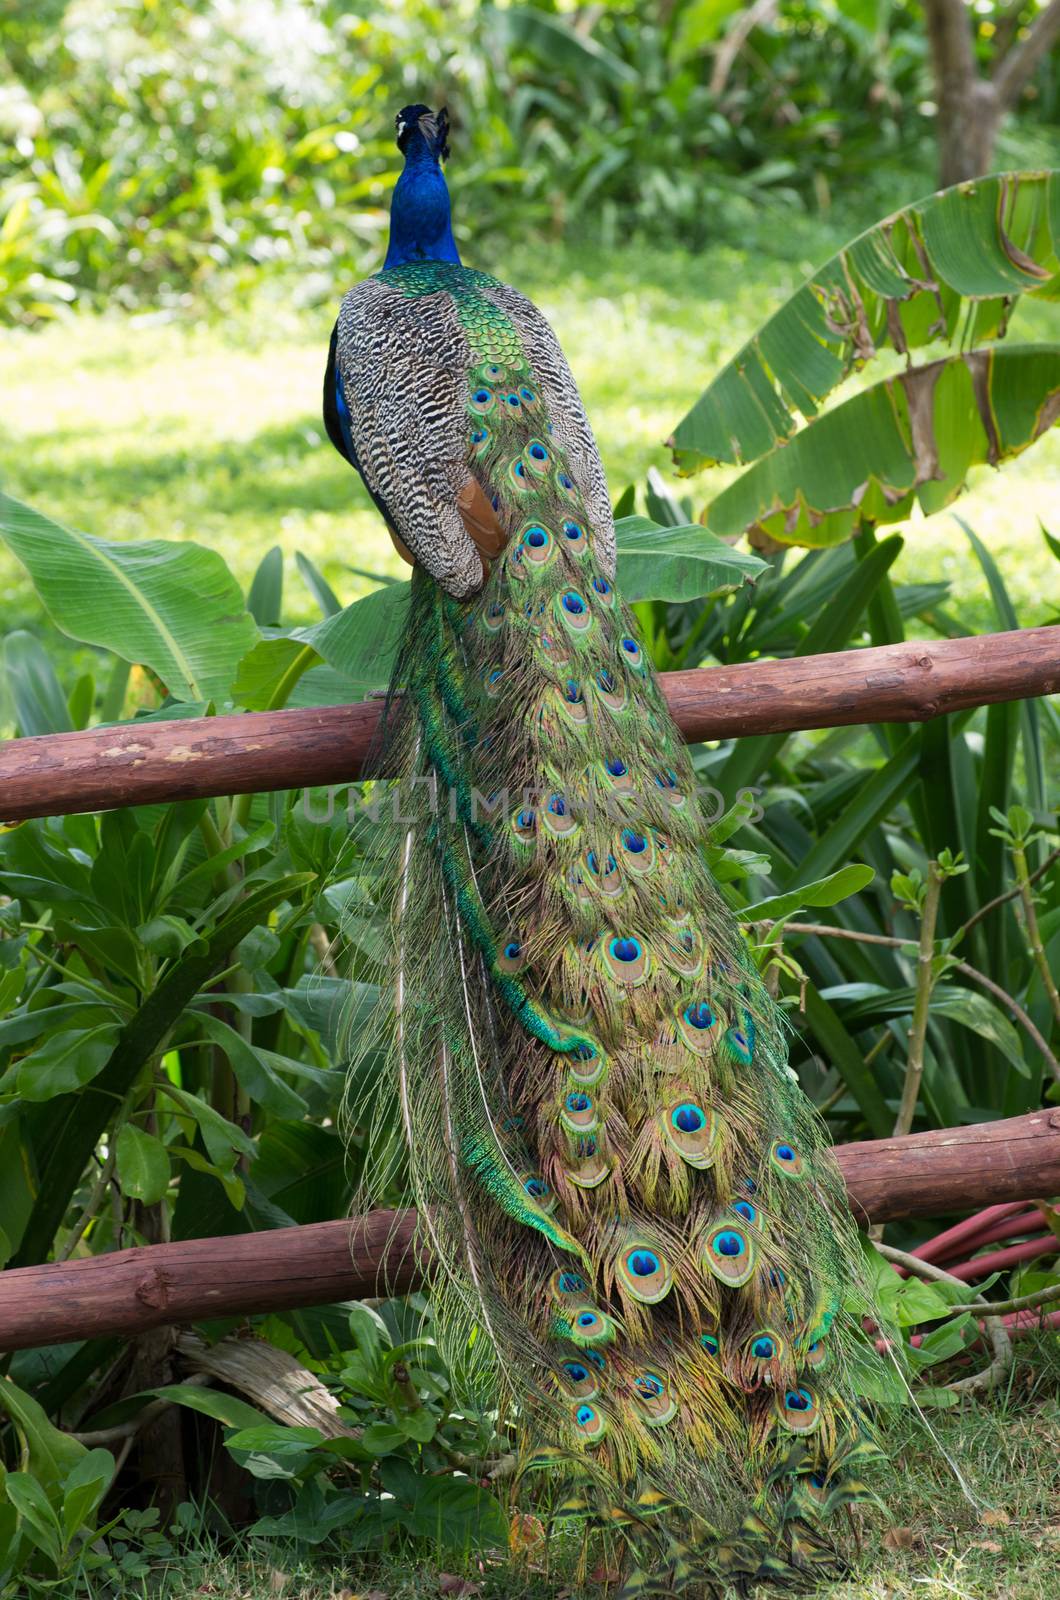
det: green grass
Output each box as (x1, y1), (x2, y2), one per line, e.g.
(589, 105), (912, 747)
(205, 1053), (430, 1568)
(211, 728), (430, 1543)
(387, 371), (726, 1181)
(72, 1337), (1060, 1600)
(0, 231), (1057, 695)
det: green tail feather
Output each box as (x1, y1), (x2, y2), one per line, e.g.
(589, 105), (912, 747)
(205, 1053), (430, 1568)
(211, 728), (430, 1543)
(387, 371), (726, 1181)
(346, 332), (895, 1588)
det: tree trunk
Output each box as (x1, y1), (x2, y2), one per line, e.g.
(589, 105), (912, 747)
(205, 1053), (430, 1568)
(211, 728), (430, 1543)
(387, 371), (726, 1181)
(923, 0), (1001, 185)
(922, 0), (1060, 187)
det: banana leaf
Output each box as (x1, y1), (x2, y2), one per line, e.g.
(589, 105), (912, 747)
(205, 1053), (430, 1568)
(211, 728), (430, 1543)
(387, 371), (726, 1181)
(671, 170), (1060, 473)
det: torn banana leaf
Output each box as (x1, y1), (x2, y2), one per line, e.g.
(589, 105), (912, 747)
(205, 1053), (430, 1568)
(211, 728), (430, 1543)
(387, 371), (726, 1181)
(671, 170), (1060, 473)
(703, 345), (1060, 550)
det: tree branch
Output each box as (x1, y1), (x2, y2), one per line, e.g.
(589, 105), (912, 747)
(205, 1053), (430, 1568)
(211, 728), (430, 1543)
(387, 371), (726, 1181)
(992, 0), (1060, 106)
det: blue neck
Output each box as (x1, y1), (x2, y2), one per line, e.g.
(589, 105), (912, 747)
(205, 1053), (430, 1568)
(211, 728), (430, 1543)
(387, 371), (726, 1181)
(384, 135), (461, 269)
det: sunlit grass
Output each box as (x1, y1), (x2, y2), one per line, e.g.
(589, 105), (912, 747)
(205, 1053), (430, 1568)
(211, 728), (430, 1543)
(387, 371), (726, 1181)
(86, 1337), (1060, 1600)
(0, 234), (1056, 681)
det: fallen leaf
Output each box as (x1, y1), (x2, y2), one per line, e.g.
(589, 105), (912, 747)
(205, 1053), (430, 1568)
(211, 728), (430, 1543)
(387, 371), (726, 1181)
(980, 1507), (1012, 1527)
(882, 1526), (916, 1551)
(971, 1539), (1003, 1552)
(509, 1512), (546, 1556)
(438, 1579), (480, 1597)
(589, 1562), (622, 1583)
(268, 1572), (289, 1597)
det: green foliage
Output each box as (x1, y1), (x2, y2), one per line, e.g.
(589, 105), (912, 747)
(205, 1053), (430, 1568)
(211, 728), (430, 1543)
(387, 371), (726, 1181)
(0, 172), (1056, 1595)
(1, 0), (1057, 323)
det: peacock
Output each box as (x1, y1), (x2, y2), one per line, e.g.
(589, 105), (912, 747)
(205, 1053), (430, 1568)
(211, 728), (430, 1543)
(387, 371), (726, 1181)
(324, 104), (893, 1595)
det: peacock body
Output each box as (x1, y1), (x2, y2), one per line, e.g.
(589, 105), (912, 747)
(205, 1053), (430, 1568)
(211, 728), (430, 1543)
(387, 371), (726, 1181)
(326, 105), (889, 1594)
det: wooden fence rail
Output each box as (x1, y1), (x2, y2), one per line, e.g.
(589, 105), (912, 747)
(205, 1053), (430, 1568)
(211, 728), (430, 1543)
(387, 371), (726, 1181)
(1, 628), (1057, 821)
(1, 1109), (1057, 1352)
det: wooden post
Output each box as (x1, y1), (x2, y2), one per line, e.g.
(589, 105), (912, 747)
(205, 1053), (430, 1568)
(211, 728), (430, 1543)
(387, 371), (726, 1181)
(1, 628), (1057, 822)
(0, 1109), (1057, 1353)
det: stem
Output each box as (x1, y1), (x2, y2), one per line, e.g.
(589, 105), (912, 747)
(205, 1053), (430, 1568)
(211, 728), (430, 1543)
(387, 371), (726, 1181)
(781, 922), (1060, 1084)
(947, 1280), (1060, 1319)
(958, 844), (1059, 938)
(874, 1241), (1013, 1399)
(57, 1140), (120, 1262)
(895, 865), (942, 1138)
(1012, 840), (1060, 1031)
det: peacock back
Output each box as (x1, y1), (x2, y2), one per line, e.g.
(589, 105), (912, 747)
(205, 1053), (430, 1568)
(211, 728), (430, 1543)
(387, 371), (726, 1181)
(327, 107), (892, 1595)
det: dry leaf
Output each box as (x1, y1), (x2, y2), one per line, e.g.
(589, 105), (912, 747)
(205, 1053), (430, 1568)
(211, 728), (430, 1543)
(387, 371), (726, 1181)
(438, 1579), (480, 1597)
(268, 1572), (289, 1597)
(971, 1540), (1003, 1552)
(980, 1507), (1012, 1527)
(509, 1512), (546, 1556)
(882, 1526), (916, 1551)
(589, 1562), (622, 1583)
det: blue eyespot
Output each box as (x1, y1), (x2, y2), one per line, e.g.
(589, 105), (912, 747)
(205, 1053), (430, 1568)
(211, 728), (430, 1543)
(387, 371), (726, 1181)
(672, 1103), (704, 1133)
(526, 526), (547, 547)
(636, 1372), (663, 1397)
(507, 393), (521, 407)
(622, 830), (646, 854)
(473, 388), (490, 404)
(529, 443), (548, 461)
(701, 1333), (719, 1356)
(810, 1471), (826, 1488)
(606, 758), (627, 777)
(566, 1092), (591, 1112)
(732, 1200), (756, 1224)
(559, 472), (573, 489)
(752, 1337), (775, 1359)
(471, 428), (486, 443)
(573, 1043), (596, 1062)
(576, 1403), (595, 1424)
(517, 810), (535, 829)
(503, 941), (521, 960)
(621, 638), (638, 654)
(548, 794), (566, 816)
(525, 1177), (548, 1199)
(586, 1349), (606, 1370)
(684, 1002), (714, 1030)
(563, 520), (583, 540)
(610, 938), (641, 964)
(655, 767), (678, 789)
(564, 1362), (588, 1383)
(564, 680), (583, 703)
(558, 1272), (585, 1294)
(520, 387), (535, 402)
(785, 1388), (811, 1411)
(769, 1267), (786, 1289)
(628, 1250), (659, 1278)
(777, 1144), (795, 1163)
(592, 577), (610, 595)
(597, 670), (615, 691)
(562, 591), (585, 615)
(716, 1231), (745, 1258)
(577, 1312), (598, 1329)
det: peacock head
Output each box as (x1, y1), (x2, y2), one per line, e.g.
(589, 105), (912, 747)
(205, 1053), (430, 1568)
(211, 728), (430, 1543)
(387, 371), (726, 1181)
(385, 105), (461, 269)
(395, 105), (451, 164)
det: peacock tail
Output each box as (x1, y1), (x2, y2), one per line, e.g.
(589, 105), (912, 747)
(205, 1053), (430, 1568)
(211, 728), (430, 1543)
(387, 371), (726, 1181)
(328, 105), (894, 1595)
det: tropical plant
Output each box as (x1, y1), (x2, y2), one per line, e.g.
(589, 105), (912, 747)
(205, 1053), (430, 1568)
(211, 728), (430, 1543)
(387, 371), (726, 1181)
(0, 170), (1056, 1595)
(1, 0), (1057, 322)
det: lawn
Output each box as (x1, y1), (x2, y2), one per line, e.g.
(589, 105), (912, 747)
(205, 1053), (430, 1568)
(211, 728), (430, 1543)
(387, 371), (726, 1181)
(60, 1336), (1060, 1600)
(1, 225), (1057, 697)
